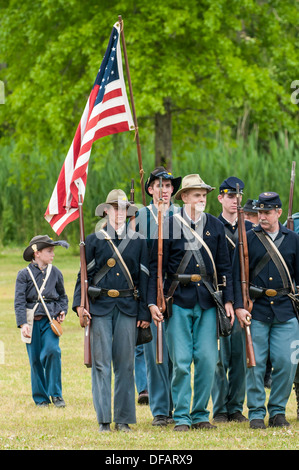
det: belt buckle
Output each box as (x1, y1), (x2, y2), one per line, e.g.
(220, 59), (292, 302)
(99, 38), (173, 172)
(107, 289), (120, 298)
(265, 289), (277, 297)
(191, 274), (201, 282)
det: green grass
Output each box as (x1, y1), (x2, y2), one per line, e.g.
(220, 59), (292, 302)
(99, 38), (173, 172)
(0, 249), (298, 450)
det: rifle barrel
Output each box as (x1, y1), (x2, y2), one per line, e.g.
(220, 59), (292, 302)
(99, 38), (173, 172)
(78, 192), (92, 368)
(156, 177), (164, 364)
(236, 184), (256, 368)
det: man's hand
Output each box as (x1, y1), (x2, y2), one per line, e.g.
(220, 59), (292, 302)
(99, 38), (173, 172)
(76, 306), (91, 327)
(56, 311), (65, 324)
(149, 305), (164, 327)
(137, 320), (150, 328)
(225, 301), (235, 326)
(21, 323), (31, 338)
(235, 308), (252, 328)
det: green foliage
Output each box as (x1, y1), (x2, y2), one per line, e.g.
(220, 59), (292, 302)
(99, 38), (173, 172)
(0, 1), (299, 244)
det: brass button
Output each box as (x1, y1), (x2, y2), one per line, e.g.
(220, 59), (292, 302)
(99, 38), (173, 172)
(270, 301), (274, 305)
(107, 258), (116, 267)
(269, 277), (273, 281)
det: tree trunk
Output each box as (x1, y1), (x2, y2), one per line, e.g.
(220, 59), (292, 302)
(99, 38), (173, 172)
(155, 97), (172, 171)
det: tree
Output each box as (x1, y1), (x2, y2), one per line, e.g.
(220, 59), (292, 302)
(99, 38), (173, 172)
(0, 0), (299, 243)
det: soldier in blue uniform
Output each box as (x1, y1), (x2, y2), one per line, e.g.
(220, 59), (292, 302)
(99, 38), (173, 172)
(233, 192), (299, 428)
(14, 235), (69, 407)
(134, 166), (181, 426)
(148, 174), (234, 431)
(284, 212), (299, 419)
(73, 189), (150, 433)
(212, 177), (252, 423)
(243, 198), (259, 225)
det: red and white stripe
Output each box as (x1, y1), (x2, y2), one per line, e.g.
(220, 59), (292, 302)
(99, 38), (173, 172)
(45, 23), (134, 235)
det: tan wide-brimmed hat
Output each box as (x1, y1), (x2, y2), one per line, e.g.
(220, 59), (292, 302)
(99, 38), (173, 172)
(174, 174), (215, 200)
(95, 189), (138, 218)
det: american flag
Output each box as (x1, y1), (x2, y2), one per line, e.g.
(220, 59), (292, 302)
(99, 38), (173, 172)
(44, 22), (135, 235)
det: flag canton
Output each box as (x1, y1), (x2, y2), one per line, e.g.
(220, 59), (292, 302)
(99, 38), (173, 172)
(94, 27), (120, 106)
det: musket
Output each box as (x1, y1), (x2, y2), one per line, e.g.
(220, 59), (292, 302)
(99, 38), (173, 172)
(236, 184), (256, 368)
(287, 161), (296, 231)
(156, 177), (165, 364)
(78, 192), (92, 368)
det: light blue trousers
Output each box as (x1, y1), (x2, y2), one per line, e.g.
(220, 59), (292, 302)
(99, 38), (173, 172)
(91, 308), (137, 425)
(134, 344), (148, 394)
(165, 303), (218, 426)
(247, 317), (299, 421)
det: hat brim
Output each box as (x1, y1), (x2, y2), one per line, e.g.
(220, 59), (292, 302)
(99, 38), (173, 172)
(23, 240), (69, 262)
(174, 185), (215, 200)
(95, 201), (138, 218)
(145, 176), (182, 196)
(255, 206), (281, 211)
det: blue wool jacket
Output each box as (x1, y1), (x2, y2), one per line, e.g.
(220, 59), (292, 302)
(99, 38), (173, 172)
(232, 223), (299, 322)
(14, 263), (68, 327)
(147, 208), (234, 310)
(218, 213), (253, 263)
(72, 223), (150, 322)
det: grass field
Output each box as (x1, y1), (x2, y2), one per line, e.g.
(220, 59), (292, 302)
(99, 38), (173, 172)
(0, 248), (298, 451)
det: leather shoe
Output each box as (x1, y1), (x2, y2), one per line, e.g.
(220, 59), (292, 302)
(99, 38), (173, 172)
(228, 411), (248, 422)
(152, 415), (168, 426)
(36, 401), (49, 407)
(99, 423), (111, 432)
(173, 424), (189, 432)
(269, 414), (290, 427)
(213, 413), (228, 423)
(51, 396), (66, 408)
(250, 419), (266, 429)
(115, 423), (132, 432)
(192, 421), (217, 430)
(138, 390), (149, 405)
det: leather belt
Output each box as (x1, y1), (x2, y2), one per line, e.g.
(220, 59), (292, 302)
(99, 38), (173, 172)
(263, 287), (291, 297)
(34, 315), (44, 321)
(167, 273), (211, 283)
(101, 288), (135, 298)
(88, 285), (138, 299)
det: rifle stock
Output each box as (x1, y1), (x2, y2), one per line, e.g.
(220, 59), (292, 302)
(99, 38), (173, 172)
(287, 161), (296, 231)
(78, 193), (92, 368)
(156, 177), (165, 364)
(236, 184), (256, 368)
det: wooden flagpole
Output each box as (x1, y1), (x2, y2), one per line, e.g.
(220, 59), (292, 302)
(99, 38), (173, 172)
(118, 15), (146, 206)
(78, 186), (92, 368)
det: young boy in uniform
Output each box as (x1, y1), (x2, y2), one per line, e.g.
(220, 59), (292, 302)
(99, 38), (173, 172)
(14, 235), (69, 407)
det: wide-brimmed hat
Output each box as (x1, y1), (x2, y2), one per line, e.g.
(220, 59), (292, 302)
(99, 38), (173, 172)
(95, 189), (138, 218)
(254, 192), (282, 211)
(174, 174), (215, 200)
(145, 167), (181, 196)
(23, 235), (69, 261)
